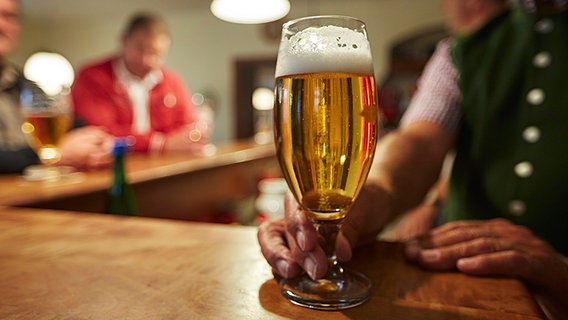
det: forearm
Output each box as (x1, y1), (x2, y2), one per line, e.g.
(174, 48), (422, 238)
(367, 122), (453, 228)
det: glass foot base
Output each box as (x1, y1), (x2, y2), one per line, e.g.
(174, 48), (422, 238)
(279, 269), (371, 310)
(23, 165), (84, 184)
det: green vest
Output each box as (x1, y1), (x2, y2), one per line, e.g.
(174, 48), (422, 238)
(446, 7), (568, 255)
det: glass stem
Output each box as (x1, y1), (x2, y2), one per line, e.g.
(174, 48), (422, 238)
(312, 218), (345, 279)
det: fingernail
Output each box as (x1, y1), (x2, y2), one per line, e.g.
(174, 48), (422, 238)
(421, 249), (440, 262)
(457, 257), (477, 270)
(275, 259), (290, 277)
(304, 256), (317, 280)
(296, 231), (307, 251)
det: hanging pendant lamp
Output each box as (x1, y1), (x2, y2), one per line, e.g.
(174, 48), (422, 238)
(211, 0), (290, 24)
(24, 51), (75, 96)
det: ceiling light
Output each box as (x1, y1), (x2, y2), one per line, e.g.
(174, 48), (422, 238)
(24, 52), (74, 96)
(211, 0), (290, 24)
(252, 87), (274, 110)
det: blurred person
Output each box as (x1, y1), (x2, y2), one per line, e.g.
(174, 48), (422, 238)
(72, 12), (208, 154)
(257, 0), (568, 318)
(0, 0), (112, 174)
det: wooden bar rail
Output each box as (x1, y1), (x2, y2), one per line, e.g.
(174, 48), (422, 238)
(0, 207), (544, 319)
(0, 139), (279, 221)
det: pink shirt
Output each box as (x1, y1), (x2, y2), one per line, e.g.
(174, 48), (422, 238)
(400, 39), (461, 134)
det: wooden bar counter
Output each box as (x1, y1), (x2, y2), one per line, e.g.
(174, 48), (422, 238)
(0, 139), (279, 221)
(0, 207), (544, 320)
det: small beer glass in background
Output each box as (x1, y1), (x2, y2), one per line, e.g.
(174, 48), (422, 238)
(20, 84), (72, 181)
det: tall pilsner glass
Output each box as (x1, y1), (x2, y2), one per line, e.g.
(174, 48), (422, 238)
(274, 16), (379, 310)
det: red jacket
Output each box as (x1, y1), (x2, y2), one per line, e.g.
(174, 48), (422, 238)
(71, 57), (197, 152)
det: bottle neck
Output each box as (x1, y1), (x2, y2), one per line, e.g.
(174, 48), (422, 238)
(112, 154), (127, 184)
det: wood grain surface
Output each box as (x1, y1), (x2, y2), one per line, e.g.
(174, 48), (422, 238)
(0, 207), (544, 319)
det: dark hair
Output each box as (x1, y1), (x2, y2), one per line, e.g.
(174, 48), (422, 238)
(123, 12), (170, 38)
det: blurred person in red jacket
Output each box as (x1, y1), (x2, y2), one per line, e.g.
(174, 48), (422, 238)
(72, 12), (209, 154)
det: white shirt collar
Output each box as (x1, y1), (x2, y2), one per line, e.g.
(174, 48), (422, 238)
(112, 58), (163, 134)
(113, 58), (163, 89)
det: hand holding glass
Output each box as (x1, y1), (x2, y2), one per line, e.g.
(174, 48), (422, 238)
(273, 16), (379, 309)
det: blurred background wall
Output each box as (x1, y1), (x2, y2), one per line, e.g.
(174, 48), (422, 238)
(14, 0), (444, 143)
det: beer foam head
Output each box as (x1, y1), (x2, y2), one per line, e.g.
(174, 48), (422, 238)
(276, 24), (374, 77)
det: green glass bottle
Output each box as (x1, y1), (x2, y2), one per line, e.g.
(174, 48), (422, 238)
(105, 138), (139, 216)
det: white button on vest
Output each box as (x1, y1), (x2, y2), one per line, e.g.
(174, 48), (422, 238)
(509, 200), (526, 216)
(535, 18), (554, 34)
(533, 52), (552, 68)
(527, 89), (545, 105)
(523, 126), (541, 143)
(514, 161), (534, 178)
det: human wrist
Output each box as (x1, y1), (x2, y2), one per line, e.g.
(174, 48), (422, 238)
(345, 180), (397, 247)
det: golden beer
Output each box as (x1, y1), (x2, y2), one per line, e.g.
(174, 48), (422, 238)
(22, 113), (70, 164)
(274, 71), (378, 221)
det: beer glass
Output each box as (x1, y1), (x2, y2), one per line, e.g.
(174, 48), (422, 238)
(273, 16), (379, 309)
(20, 84), (72, 181)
